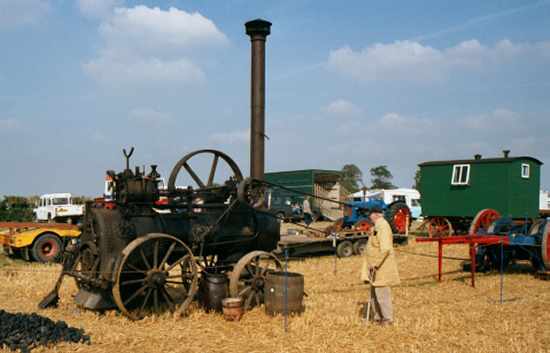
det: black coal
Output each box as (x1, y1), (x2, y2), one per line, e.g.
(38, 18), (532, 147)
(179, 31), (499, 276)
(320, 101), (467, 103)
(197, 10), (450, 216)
(0, 310), (91, 352)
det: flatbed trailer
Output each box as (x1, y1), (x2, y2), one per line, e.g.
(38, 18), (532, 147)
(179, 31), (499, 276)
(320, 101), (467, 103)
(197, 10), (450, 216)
(276, 229), (408, 258)
(0, 222), (80, 263)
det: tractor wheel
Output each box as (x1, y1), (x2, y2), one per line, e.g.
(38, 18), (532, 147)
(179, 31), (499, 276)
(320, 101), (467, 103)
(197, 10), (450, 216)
(422, 217), (453, 238)
(352, 239), (367, 255)
(469, 209), (501, 235)
(386, 202), (411, 234)
(31, 233), (63, 263)
(336, 240), (353, 258)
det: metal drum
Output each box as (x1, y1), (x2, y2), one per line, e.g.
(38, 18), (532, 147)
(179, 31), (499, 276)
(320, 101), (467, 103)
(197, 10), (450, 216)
(199, 272), (229, 312)
(265, 271), (304, 316)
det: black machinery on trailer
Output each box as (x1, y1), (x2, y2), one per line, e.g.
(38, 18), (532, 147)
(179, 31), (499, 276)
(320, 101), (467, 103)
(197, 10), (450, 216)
(39, 19), (285, 320)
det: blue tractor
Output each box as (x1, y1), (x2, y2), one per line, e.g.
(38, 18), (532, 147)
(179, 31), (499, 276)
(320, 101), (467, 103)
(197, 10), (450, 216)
(339, 199), (411, 234)
(472, 216), (550, 272)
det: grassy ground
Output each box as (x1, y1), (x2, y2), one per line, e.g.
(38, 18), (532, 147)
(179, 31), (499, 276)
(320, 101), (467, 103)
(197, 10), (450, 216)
(0, 238), (549, 353)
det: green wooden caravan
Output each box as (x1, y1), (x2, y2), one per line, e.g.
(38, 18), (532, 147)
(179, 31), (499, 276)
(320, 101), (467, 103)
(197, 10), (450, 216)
(418, 152), (543, 234)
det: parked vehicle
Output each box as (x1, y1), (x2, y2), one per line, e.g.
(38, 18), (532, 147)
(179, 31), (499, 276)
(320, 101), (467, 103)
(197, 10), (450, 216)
(33, 193), (84, 224)
(0, 222), (80, 262)
(265, 169), (347, 221)
(340, 199), (411, 234)
(349, 188), (421, 219)
(266, 193), (303, 222)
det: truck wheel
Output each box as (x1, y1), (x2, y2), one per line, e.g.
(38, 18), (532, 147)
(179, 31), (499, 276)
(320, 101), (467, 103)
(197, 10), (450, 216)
(352, 239), (367, 255)
(336, 240), (353, 258)
(32, 233), (63, 263)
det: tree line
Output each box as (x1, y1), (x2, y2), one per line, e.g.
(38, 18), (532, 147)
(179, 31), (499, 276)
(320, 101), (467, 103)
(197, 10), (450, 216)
(340, 164), (421, 193)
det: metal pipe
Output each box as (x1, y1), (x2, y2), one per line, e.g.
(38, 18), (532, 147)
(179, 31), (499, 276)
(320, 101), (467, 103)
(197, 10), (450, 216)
(245, 19), (271, 180)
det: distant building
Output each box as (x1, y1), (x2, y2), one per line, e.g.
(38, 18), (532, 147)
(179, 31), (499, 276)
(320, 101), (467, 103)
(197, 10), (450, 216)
(541, 190), (550, 212)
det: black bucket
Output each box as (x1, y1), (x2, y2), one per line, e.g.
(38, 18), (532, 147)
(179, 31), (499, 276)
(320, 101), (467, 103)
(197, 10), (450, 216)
(265, 271), (305, 316)
(199, 272), (228, 313)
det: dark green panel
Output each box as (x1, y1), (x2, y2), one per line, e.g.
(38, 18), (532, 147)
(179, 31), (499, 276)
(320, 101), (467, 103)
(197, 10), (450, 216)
(419, 157), (541, 218)
(508, 160), (540, 218)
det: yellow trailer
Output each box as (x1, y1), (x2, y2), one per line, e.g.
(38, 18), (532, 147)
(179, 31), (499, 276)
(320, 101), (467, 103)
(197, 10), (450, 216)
(0, 222), (80, 263)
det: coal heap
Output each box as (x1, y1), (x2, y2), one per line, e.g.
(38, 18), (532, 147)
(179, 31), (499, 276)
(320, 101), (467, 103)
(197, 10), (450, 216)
(0, 310), (91, 352)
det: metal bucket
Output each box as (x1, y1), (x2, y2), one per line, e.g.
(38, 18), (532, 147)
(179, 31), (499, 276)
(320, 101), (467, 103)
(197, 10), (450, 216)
(265, 271), (305, 316)
(222, 297), (243, 321)
(199, 272), (228, 313)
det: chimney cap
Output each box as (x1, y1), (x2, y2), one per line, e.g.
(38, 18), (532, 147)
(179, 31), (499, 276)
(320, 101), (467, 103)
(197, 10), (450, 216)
(503, 149), (510, 158)
(474, 154), (482, 160)
(245, 19), (272, 37)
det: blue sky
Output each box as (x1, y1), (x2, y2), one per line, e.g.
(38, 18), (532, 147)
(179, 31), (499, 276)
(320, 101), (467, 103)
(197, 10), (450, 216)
(1, 0), (549, 196)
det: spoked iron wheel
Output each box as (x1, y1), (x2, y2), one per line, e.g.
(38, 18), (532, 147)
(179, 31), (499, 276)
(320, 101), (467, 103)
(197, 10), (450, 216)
(112, 234), (198, 321)
(167, 149), (244, 192)
(229, 251), (282, 311)
(469, 209), (501, 235)
(425, 217), (453, 238)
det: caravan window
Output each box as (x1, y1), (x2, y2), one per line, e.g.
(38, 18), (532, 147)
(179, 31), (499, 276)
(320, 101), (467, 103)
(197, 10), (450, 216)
(521, 163), (530, 179)
(451, 164), (470, 185)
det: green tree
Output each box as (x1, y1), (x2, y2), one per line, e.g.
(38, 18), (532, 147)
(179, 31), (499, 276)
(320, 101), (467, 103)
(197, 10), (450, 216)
(412, 168), (421, 190)
(369, 165), (396, 190)
(341, 164), (363, 193)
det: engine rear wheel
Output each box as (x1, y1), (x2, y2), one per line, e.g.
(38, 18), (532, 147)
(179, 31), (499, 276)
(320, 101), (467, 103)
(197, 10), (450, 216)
(31, 233), (63, 263)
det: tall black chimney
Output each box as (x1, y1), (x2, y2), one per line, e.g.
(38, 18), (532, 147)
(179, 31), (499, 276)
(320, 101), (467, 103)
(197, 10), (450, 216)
(245, 19), (271, 180)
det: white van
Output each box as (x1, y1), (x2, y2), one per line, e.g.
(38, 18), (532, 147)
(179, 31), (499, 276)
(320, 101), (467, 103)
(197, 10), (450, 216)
(33, 193), (84, 223)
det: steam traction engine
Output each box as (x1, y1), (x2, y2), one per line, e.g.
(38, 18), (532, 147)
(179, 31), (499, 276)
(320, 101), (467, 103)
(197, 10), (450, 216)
(68, 149), (281, 320)
(41, 19), (282, 320)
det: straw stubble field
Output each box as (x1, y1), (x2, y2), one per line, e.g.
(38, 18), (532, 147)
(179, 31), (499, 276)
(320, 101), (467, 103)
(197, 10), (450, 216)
(0, 237), (549, 353)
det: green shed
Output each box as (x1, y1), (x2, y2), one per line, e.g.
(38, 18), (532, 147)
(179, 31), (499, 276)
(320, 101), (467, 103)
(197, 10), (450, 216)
(264, 169), (346, 220)
(419, 153), (543, 220)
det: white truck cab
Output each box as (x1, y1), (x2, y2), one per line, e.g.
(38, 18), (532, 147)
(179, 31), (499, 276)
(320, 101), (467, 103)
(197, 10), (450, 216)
(33, 193), (84, 223)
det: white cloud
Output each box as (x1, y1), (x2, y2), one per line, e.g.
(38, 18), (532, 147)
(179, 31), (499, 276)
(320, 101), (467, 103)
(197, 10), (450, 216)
(209, 129), (250, 145)
(129, 108), (174, 125)
(78, 0), (122, 19)
(84, 6), (227, 87)
(84, 53), (204, 86)
(327, 39), (550, 82)
(323, 99), (361, 116)
(0, 0), (50, 28)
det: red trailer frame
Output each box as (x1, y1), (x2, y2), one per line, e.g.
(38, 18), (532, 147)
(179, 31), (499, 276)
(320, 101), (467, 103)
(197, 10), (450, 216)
(416, 234), (509, 287)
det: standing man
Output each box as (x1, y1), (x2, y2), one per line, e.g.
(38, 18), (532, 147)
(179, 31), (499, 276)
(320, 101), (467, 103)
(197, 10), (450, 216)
(302, 197), (313, 226)
(361, 207), (400, 325)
